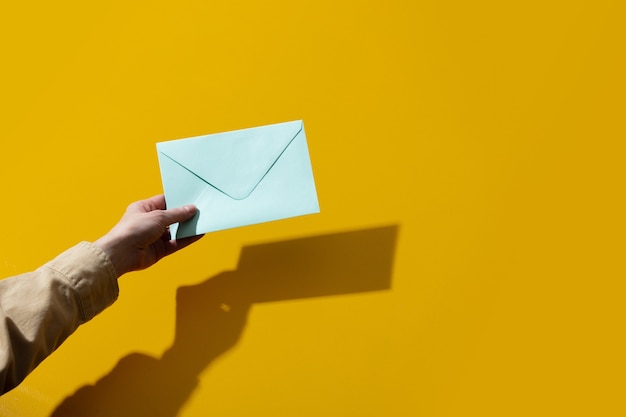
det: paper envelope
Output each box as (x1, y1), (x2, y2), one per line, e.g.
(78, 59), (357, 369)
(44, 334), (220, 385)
(156, 120), (319, 238)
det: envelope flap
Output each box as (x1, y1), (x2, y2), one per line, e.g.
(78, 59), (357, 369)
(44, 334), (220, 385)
(157, 120), (303, 200)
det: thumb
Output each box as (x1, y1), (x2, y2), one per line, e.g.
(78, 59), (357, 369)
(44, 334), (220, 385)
(161, 204), (198, 226)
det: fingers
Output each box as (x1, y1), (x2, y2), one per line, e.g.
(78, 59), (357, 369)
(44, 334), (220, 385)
(141, 194), (167, 211)
(147, 194), (167, 210)
(127, 194), (167, 214)
(129, 195), (199, 234)
(132, 195), (196, 225)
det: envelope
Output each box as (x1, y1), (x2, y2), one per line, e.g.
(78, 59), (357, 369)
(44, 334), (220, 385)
(156, 120), (319, 238)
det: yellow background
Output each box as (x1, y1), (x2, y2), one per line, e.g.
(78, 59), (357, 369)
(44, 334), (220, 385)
(1, 0), (625, 415)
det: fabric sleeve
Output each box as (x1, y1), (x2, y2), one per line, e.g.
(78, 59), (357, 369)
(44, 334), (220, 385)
(0, 242), (119, 394)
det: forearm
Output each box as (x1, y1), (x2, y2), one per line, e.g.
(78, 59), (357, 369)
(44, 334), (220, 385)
(0, 242), (119, 394)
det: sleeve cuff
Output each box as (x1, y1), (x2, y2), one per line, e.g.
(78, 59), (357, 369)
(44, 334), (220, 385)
(44, 241), (120, 322)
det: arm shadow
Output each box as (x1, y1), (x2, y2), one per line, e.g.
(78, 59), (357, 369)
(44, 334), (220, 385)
(51, 225), (399, 417)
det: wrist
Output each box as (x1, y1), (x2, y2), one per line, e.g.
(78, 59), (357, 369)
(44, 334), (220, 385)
(94, 234), (131, 277)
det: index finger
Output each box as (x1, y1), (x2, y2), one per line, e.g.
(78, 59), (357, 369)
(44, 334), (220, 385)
(131, 194), (167, 212)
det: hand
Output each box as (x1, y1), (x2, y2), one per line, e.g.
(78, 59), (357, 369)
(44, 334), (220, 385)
(94, 195), (203, 277)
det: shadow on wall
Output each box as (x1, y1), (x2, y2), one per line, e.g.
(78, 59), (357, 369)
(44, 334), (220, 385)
(51, 225), (399, 417)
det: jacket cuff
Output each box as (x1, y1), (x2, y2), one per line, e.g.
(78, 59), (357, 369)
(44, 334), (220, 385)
(44, 241), (119, 322)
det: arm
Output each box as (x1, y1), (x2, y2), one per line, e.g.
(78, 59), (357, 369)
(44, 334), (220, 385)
(0, 195), (201, 394)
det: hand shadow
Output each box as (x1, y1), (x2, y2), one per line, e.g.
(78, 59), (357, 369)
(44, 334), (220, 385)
(51, 225), (399, 417)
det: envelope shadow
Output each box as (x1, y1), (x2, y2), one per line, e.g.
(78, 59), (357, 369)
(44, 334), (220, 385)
(50, 225), (399, 417)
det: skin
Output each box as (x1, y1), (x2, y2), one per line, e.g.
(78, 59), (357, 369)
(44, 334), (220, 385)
(94, 195), (203, 277)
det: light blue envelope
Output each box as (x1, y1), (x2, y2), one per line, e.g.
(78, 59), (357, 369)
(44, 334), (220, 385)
(156, 120), (319, 238)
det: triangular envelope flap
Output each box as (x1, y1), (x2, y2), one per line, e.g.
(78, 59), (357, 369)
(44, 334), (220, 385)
(159, 120), (303, 200)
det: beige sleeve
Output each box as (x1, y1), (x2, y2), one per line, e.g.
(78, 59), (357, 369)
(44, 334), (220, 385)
(0, 242), (119, 394)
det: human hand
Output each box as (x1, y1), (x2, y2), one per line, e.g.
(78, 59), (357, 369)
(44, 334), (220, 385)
(94, 195), (203, 277)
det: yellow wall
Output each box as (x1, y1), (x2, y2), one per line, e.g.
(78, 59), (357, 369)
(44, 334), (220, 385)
(1, 1), (624, 415)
